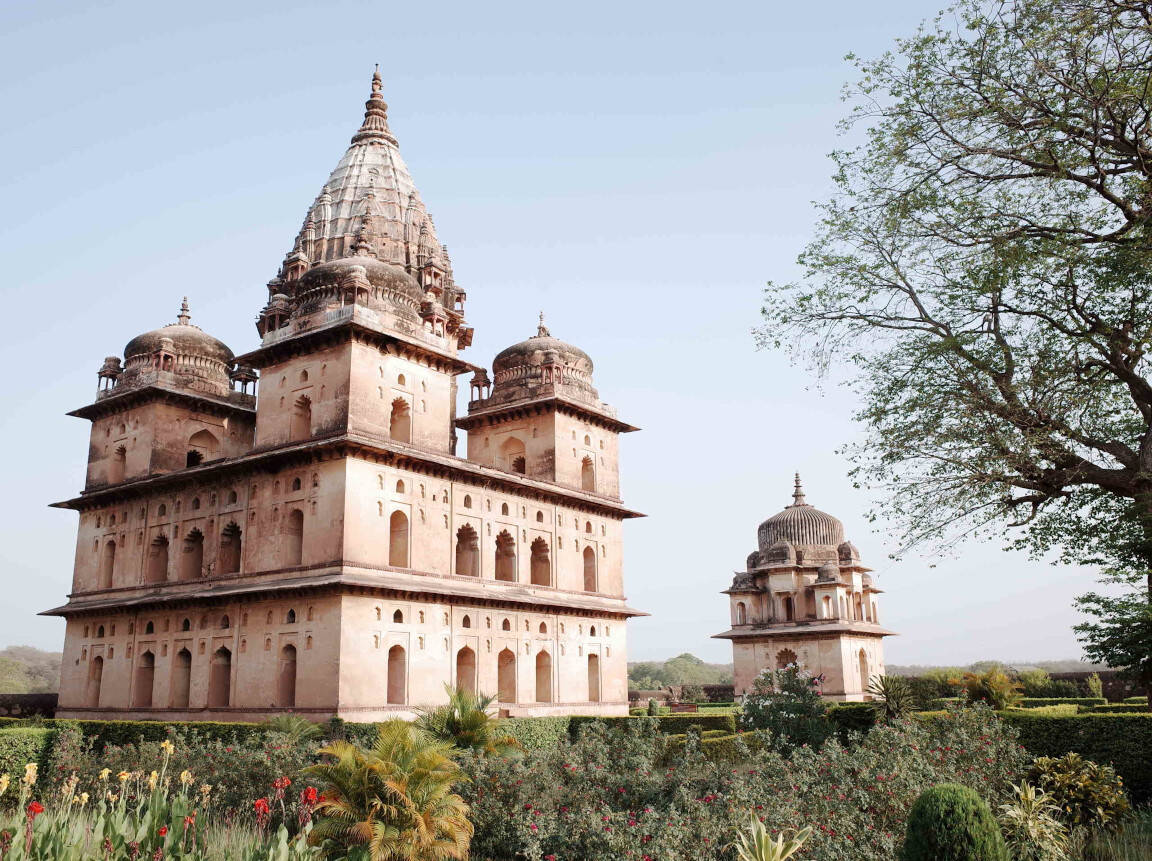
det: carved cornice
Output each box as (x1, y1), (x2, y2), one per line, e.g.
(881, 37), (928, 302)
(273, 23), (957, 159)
(457, 395), (638, 434)
(68, 384), (256, 422)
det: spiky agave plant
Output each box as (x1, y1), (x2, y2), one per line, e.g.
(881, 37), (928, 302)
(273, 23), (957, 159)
(728, 815), (812, 861)
(416, 685), (519, 756)
(305, 719), (473, 861)
(867, 674), (915, 721)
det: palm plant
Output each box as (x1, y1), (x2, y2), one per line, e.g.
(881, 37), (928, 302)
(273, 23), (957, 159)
(263, 714), (325, 745)
(867, 674), (915, 721)
(305, 719), (473, 861)
(728, 815), (811, 861)
(997, 782), (1069, 861)
(416, 685), (519, 756)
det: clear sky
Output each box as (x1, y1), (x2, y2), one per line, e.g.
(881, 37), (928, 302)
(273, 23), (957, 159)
(0, 0), (1098, 666)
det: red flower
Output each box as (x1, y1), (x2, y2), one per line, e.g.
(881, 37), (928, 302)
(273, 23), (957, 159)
(254, 798), (270, 814)
(157, 826), (168, 837)
(25, 802), (44, 819)
(302, 786), (318, 804)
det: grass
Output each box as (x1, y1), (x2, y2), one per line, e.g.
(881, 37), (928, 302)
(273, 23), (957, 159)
(1082, 808), (1152, 861)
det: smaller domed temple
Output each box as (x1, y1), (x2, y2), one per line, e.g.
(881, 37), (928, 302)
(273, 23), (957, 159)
(714, 476), (895, 701)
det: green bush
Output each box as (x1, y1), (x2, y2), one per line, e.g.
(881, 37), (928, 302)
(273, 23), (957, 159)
(498, 716), (570, 751)
(826, 702), (877, 742)
(0, 727), (54, 780)
(1027, 752), (1131, 829)
(739, 666), (832, 751)
(899, 783), (1009, 860)
(1085, 673), (1103, 699)
(1122, 696), (1147, 705)
(1088, 704), (1148, 714)
(1001, 711), (1152, 802)
(961, 669), (1023, 710)
(1003, 704), (1079, 717)
(930, 697), (1106, 709)
(567, 713), (736, 737)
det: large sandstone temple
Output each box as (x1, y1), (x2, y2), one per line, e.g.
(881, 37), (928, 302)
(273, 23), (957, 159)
(714, 477), (894, 701)
(46, 72), (643, 721)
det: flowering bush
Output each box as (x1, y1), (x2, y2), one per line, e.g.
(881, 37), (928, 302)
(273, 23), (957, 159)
(739, 665), (833, 751)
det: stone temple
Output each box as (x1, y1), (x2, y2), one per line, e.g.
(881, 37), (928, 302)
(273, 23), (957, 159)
(45, 71), (643, 721)
(714, 476), (894, 701)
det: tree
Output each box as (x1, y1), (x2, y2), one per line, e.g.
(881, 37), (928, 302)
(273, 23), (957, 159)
(739, 665), (832, 750)
(758, 0), (1152, 698)
(305, 719), (473, 860)
(415, 685), (518, 757)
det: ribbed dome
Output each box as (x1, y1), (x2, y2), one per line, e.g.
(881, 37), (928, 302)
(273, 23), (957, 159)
(123, 302), (234, 365)
(757, 475), (845, 551)
(117, 300), (235, 398)
(493, 318), (593, 377)
(292, 256), (424, 316)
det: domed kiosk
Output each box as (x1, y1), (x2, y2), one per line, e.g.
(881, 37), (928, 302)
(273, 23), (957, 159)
(715, 475), (896, 702)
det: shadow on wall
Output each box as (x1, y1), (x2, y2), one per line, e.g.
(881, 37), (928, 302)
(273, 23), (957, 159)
(0, 693), (58, 717)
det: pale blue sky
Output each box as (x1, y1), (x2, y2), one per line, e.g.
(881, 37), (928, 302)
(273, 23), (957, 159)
(0, 0), (1096, 665)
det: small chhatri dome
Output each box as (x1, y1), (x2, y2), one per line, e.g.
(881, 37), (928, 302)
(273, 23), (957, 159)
(492, 312), (594, 377)
(757, 473), (846, 551)
(118, 299), (235, 397)
(123, 299), (234, 365)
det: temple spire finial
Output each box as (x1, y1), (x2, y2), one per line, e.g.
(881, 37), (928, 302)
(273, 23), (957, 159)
(177, 297), (191, 325)
(792, 472), (806, 506)
(537, 311), (550, 338)
(351, 65), (396, 146)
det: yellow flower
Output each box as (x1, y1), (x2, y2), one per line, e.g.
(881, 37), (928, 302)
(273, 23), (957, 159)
(106, 790), (118, 803)
(78, 792), (89, 806)
(159, 740), (175, 755)
(98, 768), (111, 781)
(199, 783), (212, 797)
(22, 763), (37, 787)
(147, 770), (158, 790)
(179, 770), (193, 787)
(118, 771), (130, 783)
(0, 775), (10, 796)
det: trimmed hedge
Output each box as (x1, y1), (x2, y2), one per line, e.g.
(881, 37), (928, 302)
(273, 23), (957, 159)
(499, 716), (571, 751)
(1122, 696), (1148, 705)
(1001, 711), (1152, 802)
(1089, 704), (1149, 714)
(568, 713), (737, 736)
(0, 728), (55, 778)
(827, 702), (876, 741)
(930, 697), (1107, 709)
(662, 731), (767, 764)
(1004, 704), (1079, 717)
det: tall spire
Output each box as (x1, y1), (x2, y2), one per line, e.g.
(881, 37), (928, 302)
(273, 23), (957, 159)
(791, 472), (807, 506)
(177, 298), (191, 326)
(537, 311), (550, 338)
(351, 65), (397, 146)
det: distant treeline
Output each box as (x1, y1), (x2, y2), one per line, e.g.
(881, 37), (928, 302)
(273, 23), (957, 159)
(0, 646), (61, 694)
(628, 653), (733, 689)
(887, 659), (1109, 677)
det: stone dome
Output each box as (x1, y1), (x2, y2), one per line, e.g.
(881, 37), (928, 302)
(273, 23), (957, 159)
(757, 475), (846, 551)
(124, 308), (234, 365)
(493, 318), (594, 378)
(482, 315), (601, 409)
(291, 256), (424, 316)
(118, 300), (234, 398)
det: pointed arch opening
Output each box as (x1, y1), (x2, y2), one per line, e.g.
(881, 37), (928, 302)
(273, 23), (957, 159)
(218, 522), (242, 574)
(278, 644), (298, 707)
(187, 429), (219, 465)
(530, 538), (551, 586)
(501, 437), (526, 473)
(736, 602), (747, 625)
(146, 535), (169, 584)
(387, 645), (406, 705)
(389, 510), (409, 567)
(497, 648), (516, 703)
(582, 545), (597, 592)
(783, 595), (795, 622)
(133, 651), (155, 708)
(109, 446), (126, 484)
(858, 648), (869, 694)
(494, 530), (516, 582)
(179, 529), (204, 581)
(455, 524), (479, 576)
(208, 647), (231, 708)
(580, 456), (595, 492)
(776, 648), (798, 670)
(535, 650), (552, 703)
(99, 540), (116, 589)
(587, 653), (601, 702)
(291, 396), (312, 442)
(170, 648), (191, 709)
(389, 398), (411, 443)
(284, 509), (304, 566)
(455, 646), (477, 695)
(87, 655), (104, 708)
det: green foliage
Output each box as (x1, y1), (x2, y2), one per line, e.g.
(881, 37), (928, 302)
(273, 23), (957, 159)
(0, 727), (54, 781)
(739, 666), (832, 751)
(996, 782), (1069, 861)
(729, 815), (812, 861)
(826, 702), (877, 743)
(961, 669), (1023, 710)
(647, 697), (659, 716)
(1027, 753), (1131, 830)
(260, 715), (323, 745)
(899, 784), (1009, 861)
(1086, 673), (1104, 699)
(0, 646), (61, 694)
(1122, 696), (1147, 705)
(627, 652), (733, 689)
(305, 720), (472, 860)
(1075, 570), (1152, 703)
(868, 674), (915, 721)
(1002, 712), (1152, 803)
(1005, 704), (1079, 717)
(931, 697), (1108, 709)
(415, 685), (518, 757)
(1017, 670), (1054, 698)
(496, 717), (569, 752)
(567, 713), (736, 736)
(679, 683), (705, 702)
(907, 674), (957, 710)
(1089, 704), (1148, 714)
(1080, 806), (1152, 861)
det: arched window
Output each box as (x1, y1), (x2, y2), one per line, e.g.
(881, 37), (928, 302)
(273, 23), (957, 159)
(87, 655), (104, 707)
(299, 369), (309, 383)
(536, 511), (544, 523)
(144, 621), (154, 634)
(455, 524), (479, 576)
(589, 625), (597, 637)
(736, 602), (747, 625)
(497, 648), (516, 703)
(389, 398), (411, 443)
(387, 645), (407, 704)
(395, 479), (405, 493)
(582, 546), (597, 592)
(208, 647), (231, 708)
(872, 602), (879, 623)
(392, 609), (404, 624)
(96, 624), (105, 638)
(179, 530), (204, 581)
(291, 396), (312, 442)
(585, 521), (592, 534)
(284, 509), (304, 566)
(187, 429), (219, 467)
(286, 609), (297, 624)
(501, 618), (511, 632)
(535, 650), (552, 703)
(783, 596), (795, 622)
(539, 622), (548, 634)
(501, 437), (526, 473)
(291, 477), (302, 492)
(455, 646), (477, 695)
(775, 649), (797, 670)
(397, 373), (406, 387)
(170, 648), (191, 708)
(99, 540), (116, 589)
(191, 496), (201, 511)
(822, 595), (833, 618)
(494, 530), (516, 581)
(463, 494), (472, 509)
(461, 614), (471, 628)
(146, 535), (169, 584)
(157, 503), (167, 517)
(109, 446), (127, 483)
(587, 653), (601, 702)
(500, 502), (509, 516)
(858, 649), (869, 694)
(220, 614), (230, 630)
(580, 456), (595, 492)
(389, 511), (409, 567)
(279, 644), (298, 707)
(132, 651), (155, 708)
(218, 523), (242, 574)
(530, 538), (551, 586)
(181, 618), (191, 632)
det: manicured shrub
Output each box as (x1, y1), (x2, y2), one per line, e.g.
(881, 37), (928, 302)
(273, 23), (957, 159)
(899, 783), (1009, 860)
(961, 669), (1023, 709)
(567, 712), (736, 736)
(1027, 752), (1131, 829)
(1122, 695), (1147, 705)
(827, 702), (877, 742)
(1004, 704), (1079, 717)
(0, 727), (54, 781)
(498, 716), (570, 751)
(930, 697), (1107, 709)
(739, 665), (832, 751)
(1085, 673), (1103, 699)
(1088, 704), (1147, 714)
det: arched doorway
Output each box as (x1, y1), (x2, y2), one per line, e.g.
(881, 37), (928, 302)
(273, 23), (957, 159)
(99, 540), (116, 588)
(387, 645), (406, 705)
(146, 536), (169, 584)
(530, 538), (551, 586)
(455, 524), (479, 576)
(284, 509), (304, 566)
(736, 602), (747, 625)
(170, 649), (191, 709)
(587, 653), (601, 703)
(455, 646), (476, 695)
(501, 437), (526, 473)
(582, 546), (597, 592)
(494, 530), (516, 581)
(389, 511), (409, 567)
(87, 656), (104, 707)
(278, 644), (297, 707)
(581, 456), (595, 492)
(218, 523), (242, 574)
(290, 396), (312, 442)
(535, 650), (552, 703)
(497, 648), (516, 703)
(132, 651), (155, 708)
(858, 648), (869, 694)
(208, 647), (231, 708)
(179, 530), (204, 581)
(389, 399), (411, 443)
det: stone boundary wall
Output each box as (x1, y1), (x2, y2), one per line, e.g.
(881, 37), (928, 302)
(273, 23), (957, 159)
(0, 693), (58, 717)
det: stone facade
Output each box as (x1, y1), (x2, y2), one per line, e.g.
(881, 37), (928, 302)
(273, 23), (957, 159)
(46, 71), (643, 722)
(713, 477), (894, 702)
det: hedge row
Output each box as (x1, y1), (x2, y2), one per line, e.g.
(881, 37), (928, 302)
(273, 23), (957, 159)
(1000, 711), (1152, 802)
(1088, 704), (1149, 714)
(929, 697), (1107, 709)
(1122, 696), (1148, 705)
(0, 728), (56, 778)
